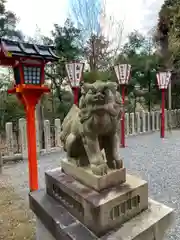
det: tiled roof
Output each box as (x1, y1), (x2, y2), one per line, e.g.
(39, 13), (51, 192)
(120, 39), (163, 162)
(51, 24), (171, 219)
(0, 38), (59, 61)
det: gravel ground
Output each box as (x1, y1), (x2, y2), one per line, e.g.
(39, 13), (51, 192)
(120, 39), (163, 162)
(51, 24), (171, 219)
(0, 151), (65, 201)
(1, 130), (180, 239)
(120, 131), (180, 240)
(0, 184), (35, 240)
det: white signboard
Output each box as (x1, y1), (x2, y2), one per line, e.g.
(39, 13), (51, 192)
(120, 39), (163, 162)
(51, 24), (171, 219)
(65, 62), (83, 87)
(114, 64), (131, 84)
(156, 71), (171, 89)
(74, 62), (83, 86)
(65, 63), (74, 84)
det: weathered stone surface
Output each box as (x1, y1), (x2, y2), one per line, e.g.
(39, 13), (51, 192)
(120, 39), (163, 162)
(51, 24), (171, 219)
(44, 120), (51, 152)
(19, 118), (28, 159)
(54, 118), (61, 148)
(60, 81), (123, 176)
(30, 190), (174, 240)
(61, 160), (126, 191)
(36, 218), (55, 240)
(102, 199), (174, 240)
(29, 189), (98, 240)
(45, 169), (148, 236)
(5, 122), (14, 156)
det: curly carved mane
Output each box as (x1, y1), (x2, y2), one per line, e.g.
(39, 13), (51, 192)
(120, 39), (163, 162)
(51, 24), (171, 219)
(78, 81), (121, 123)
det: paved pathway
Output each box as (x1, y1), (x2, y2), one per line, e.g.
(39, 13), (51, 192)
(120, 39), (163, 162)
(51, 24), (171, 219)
(1, 130), (180, 239)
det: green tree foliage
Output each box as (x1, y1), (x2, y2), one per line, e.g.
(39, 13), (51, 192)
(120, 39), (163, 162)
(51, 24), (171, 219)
(45, 18), (82, 99)
(53, 19), (82, 61)
(0, 93), (25, 132)
(155, 0), (172, 66)
(0, 72), (25, 132)
(0, 0), (23, 40)
(155, 0), (180, 108)
(83, 70), (111, 83)
(0, 1), (24, 131)
(117, 31), (158, 87)
(155, 0), (180, 70)
(116, 31), (161, 110)
(43, 19), (82, 119)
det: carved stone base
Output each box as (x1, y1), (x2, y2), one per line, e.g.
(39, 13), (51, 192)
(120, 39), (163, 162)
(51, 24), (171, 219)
(29, 190), (174, 240)
(61, 160), (126, 191)
(45, 169), (148, 236)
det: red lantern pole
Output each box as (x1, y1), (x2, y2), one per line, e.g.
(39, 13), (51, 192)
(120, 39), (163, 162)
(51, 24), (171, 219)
(8, 85), (50, 191)
(72, 87), (79, 105)
(161, 88), (165, 138)
(156, 71), (171, 139)
(26, 104), (38, 190)
(121, 85), (125, 147)
(114, 63), (131, 148)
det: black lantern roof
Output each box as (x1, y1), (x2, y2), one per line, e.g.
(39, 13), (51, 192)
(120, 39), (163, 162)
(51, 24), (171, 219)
(0, 38), (59, 61)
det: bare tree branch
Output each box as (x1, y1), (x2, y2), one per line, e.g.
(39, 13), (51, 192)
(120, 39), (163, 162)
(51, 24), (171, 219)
(69, 0), (124, 70)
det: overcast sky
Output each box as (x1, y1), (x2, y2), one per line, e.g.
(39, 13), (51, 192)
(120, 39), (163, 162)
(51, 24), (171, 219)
(6, 0), (164, 39)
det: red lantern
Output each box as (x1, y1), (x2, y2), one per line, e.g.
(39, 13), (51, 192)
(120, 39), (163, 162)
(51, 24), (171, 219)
(0, 38), (59, 191)
(156, 71), (171, 138)
(65, 62), (84, 105)
(114, 64), (131, 148)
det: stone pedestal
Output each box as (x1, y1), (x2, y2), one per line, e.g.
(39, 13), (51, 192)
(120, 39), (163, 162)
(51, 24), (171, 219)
(61, 160), (126, 191)
(30, 164), (174, 239)
(36, 218), (55, 240)
(30, 190), (174, 240)
(46, 167), (148, 236)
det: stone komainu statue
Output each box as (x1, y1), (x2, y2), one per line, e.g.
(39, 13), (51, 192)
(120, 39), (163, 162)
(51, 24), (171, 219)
(60, 81), (122, 176)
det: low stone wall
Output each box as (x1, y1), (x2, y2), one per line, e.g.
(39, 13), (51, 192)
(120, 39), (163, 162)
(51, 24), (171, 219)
(1, 109), (180, 163)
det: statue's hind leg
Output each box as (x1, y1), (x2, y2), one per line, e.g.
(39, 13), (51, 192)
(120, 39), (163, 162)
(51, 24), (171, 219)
(66, 134), (89, 167)
(78, 138), (89, 167)
(103, 134), (123, 169)
(66, 133), (80, 166)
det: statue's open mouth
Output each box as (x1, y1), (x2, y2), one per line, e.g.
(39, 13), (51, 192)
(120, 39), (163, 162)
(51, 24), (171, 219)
(94, 94), (105, 102)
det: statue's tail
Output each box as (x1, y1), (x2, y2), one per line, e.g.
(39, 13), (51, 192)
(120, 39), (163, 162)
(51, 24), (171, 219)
(60, 132), (67, 151)
(60, 104), (80, 151)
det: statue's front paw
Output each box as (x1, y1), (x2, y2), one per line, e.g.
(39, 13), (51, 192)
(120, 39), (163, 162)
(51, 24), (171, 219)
(91, 163), (108, 176)
(112, 159), (123, 169)
(68, 158), (81, 167)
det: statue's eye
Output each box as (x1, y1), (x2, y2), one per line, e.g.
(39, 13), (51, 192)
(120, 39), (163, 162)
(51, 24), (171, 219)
(102, 87), (107, 94)
(91, 88), (97, 94)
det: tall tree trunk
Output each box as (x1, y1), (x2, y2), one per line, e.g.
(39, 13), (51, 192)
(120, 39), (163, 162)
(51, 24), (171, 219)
(89, 37), (97, 71)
